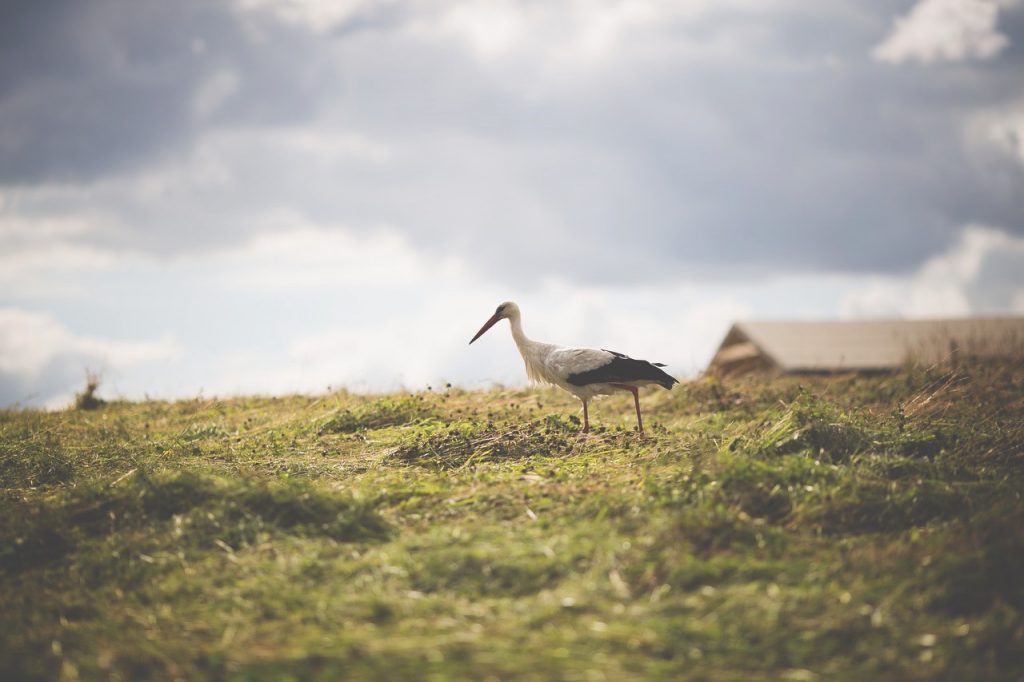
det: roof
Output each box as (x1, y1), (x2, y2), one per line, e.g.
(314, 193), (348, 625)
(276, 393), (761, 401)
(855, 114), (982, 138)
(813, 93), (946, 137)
(708, 317), (1024, 374)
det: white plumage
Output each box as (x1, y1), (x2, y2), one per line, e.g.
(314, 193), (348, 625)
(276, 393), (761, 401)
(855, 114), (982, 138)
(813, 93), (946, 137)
(469, 301), (678, 434)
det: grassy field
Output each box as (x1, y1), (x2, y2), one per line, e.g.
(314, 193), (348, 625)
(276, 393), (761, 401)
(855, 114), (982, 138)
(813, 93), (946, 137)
(2, 363), (1023, 680)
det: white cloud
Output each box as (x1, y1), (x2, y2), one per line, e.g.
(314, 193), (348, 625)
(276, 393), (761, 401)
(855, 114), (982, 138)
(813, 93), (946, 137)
(873, 0), (1012, 64)
(840, 225), (1024, 317)
(967, 101), (1024, 167)
(121, 126), (393, 200)
(199, 248), (751, 397)
(234, 0), (389, 33)
(210, 218), (461, 291)
(236, 0), (667, 59)
(4, 219), (1022, 408)
(412, 0), (779, 66)
(0, 214), (126, 297)
(0, 308), (182, 377)
(192, 68), (240, 120)
(0, 214), (95, 241)
(433, 0), (530, 59)
(249, 128), (394, 165)
(214, 316), (471, 395)
(421, 0), (661, 63)
(234, 0), (794, 70)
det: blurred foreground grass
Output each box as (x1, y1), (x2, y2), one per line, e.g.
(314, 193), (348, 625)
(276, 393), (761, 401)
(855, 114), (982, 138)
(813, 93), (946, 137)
(2, 363), (1023, 680)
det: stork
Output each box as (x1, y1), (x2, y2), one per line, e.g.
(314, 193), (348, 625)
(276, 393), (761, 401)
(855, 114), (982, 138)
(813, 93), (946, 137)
(469, 301), (677, 435)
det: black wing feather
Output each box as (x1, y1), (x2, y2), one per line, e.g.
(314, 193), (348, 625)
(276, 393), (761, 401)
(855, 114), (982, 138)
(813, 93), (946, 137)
(568, 350), (678, 389)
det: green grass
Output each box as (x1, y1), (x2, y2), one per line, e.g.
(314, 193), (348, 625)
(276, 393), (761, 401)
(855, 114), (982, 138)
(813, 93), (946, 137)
(2, 364), (1023, 680)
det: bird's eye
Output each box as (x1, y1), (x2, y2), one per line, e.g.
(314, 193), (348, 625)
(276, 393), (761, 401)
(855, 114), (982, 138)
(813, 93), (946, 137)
(496, 305), (505, 314)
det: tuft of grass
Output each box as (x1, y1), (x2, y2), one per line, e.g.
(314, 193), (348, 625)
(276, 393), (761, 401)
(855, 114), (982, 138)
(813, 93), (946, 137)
(179, 422), (230, 441)
(316, 395), (435, 433)
(0, 427), (73, 488)
(741, 392), (871, 462)
(389, 414), (610, 469)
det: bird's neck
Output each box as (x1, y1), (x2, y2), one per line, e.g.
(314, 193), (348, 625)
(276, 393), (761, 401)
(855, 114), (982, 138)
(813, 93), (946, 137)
(508, 314), (551, 384)
(508, 314), (530, 351)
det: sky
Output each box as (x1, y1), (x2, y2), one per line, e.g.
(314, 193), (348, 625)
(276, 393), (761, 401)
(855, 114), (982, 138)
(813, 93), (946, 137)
(2, 0), (1023, 408)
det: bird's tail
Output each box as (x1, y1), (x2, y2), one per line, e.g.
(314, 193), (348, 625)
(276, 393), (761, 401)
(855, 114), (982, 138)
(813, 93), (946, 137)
(653, 364), (679, 390)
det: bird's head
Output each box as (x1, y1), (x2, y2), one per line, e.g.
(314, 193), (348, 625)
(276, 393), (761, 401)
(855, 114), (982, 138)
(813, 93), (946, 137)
(469, 301), (519, 345)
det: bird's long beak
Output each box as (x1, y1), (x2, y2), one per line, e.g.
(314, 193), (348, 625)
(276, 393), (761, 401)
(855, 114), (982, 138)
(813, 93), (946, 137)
(469, 313), (502, 345)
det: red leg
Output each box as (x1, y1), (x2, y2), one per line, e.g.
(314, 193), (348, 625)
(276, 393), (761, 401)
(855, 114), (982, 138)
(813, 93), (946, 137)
(630, 387), (644, 435)
(582, 399), (590, 433)
(611, 383), (645, 435)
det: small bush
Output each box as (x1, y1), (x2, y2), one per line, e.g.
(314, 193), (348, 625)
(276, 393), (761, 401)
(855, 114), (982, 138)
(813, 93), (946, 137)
(75, 370), (105, 411)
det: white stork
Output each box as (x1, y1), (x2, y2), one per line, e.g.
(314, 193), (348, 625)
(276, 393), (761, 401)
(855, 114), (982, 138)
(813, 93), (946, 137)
(469, 301), (678, 435)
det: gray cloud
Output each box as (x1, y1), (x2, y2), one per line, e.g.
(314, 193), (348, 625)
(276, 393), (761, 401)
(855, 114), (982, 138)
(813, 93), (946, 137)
(0, 0), (326, 183)
(1, 0), (1023, 285)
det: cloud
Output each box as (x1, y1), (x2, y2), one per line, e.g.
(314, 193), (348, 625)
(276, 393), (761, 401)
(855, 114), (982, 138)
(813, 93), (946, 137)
(0, 214), (124, 297)
(873, 0), (1013, 64)
(234, 0), (390, 34)
(173, 224), (750, 396)
(410, 0), (680, 64)
(967, 100), (1024, 167)
(0, 308), (182, 407)
(2, 220), (1021, 408)
(202, 277), (750, 397)
(0, 0), (325, 183)
(192, 68), (240, 120)
(1, 221), (751, 403)
(3, 0), (1023, 284)
(840, 225), (1024, 317)
(210, 217), (462, 291)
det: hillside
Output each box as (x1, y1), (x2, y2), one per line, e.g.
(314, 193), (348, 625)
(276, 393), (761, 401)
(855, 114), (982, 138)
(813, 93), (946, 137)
(2, 363), (1023, 680)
